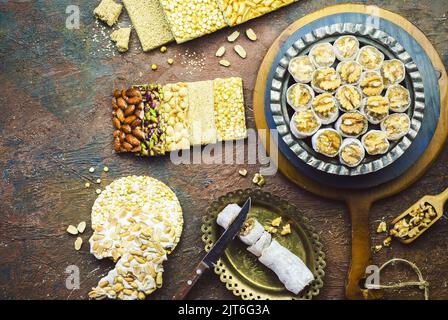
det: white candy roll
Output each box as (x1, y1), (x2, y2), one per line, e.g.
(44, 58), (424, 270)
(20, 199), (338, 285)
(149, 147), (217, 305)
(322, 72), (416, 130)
(216, 203), (241, 229)
(333, 35), (359, 61)
(259, 240), (314, 295)
(239, 218), (265, 246)
(247, 231), (272, 257)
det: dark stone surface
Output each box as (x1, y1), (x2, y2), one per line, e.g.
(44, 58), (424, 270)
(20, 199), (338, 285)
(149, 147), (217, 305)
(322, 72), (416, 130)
(0, 0), (446, 300)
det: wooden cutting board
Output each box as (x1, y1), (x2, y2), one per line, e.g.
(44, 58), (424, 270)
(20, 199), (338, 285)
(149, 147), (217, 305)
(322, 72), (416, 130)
(253, 4), (448, 299)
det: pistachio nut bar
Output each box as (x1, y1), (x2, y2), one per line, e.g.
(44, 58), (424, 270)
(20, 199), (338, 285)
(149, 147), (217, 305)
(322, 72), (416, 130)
(160, 0), (227, 43)
(213, 77), (247, 141)
(112, 88), (145, 154)
(134, 84), (167, 156)
(217, 0), (297, 26)
(187, 80), (218, 145)
(161, 83), (191, 151)
(123, 0), (174, 51)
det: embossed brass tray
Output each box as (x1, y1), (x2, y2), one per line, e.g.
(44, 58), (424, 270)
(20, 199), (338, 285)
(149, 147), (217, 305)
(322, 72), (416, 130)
(201, 189), (326, 300)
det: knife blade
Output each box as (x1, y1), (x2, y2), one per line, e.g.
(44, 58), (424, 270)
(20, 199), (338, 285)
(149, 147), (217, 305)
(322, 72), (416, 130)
(201, 197), (251, 268)
(172, 197), (251, 300)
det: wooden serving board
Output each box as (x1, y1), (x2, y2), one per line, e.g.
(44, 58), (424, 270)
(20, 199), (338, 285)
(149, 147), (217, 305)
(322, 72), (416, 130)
(253, 4), (448, 299)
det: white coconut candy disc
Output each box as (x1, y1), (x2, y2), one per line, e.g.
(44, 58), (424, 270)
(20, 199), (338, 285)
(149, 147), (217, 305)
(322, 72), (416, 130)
(89, 176), (183, 260)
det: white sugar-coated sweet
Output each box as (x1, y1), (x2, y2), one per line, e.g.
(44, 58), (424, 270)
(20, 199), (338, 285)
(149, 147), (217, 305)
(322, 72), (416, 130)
(247, 231), (272, 257)
(309, 42), (336, 68)
(380, 113), (411, 141)
(239, 218), (265, 246)
(311, 128), (342, 157)
(216, 203), (242, 229)
(333, 35), (359, 61)
(290, 110), (321, 139)
(259, 240), (314, 295)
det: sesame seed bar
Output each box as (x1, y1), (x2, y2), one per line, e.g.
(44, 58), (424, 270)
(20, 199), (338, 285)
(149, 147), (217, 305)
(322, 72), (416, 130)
(94, 0), (123, 27)
(160, 0), (227, 43)
(217, 0), (297, 26)
(213, 77), (247, 141)
(123, 0), (174, 51)
(161, 83), (191, 151)
(187, 80), (218, 145)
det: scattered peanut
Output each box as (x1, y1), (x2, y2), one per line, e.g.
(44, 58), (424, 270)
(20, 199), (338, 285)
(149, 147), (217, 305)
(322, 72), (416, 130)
(374, 244), (382, 252)
(245, 28), (257, 41)
(252, 173), (265, 187)
(376, 221), (387, 233)
(77, 221), (87, 234)
(238, 169), (248, 177)
(383, 236), (392, 247)
(74, 237), (83, 251)
(215, 46), (226, 57)
(219, 59), (230, 67)
(234, 44), (247, 59)
(227, 30), (240, 42)
(67, 225), (78, 235)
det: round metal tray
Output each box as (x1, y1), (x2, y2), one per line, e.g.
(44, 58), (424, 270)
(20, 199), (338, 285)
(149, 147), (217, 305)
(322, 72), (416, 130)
(201, 189), (326, 300)
(269, 23), (425, 176)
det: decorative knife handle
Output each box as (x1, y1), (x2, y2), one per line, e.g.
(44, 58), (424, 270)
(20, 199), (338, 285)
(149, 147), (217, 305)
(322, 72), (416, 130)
(172, 261), (209, 300)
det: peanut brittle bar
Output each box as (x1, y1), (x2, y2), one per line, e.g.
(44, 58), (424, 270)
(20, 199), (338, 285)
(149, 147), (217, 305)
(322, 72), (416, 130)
(217, 0), (297, 26)
(160, 0), (227, 43)
(213, 77), (247, 141)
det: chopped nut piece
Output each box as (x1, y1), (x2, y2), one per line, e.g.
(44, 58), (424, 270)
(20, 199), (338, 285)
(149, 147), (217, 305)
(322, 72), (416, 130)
(271, 217), (282, 227)
(252, 173), (265, 187)
(84, 182), (91, 188)
(383, 236), (392, 247)
(281, 224), (291, 236)
(390, 202), (437, 241)
(265, 226), (278, 234)
(160, 0), (226, 43)
(374, 245), (382, 252)
(215, 46), (226, 57)
(376, 221), (387, 233)
(238, 169), (247, 177)
(234, 45), (247, 59)
(74, 237), (83, 251)
(160, 46), (167, 53)
(227, 31), (240, 42)
(219, 59), (230, 67)
(245, 28), (257, 41)
(167, 58), (174, 65)
(67, 225), (79, 235)
(151, 64), (158, 70)
(77, 221), (87, 234)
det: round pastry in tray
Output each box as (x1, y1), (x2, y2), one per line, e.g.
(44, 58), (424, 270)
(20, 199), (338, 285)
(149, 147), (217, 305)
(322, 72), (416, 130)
(271, 23), (425, 176)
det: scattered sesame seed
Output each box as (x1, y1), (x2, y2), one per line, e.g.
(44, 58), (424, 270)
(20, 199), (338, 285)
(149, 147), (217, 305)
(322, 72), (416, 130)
(89, 167), (95, 173)
(96, 179), (101, 184)
(85, 182), (91, 188)
(96, 189), (102, 195)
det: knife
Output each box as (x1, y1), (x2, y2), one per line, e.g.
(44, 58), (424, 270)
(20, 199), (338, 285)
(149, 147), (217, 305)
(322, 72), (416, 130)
(172, 197), (251, 300)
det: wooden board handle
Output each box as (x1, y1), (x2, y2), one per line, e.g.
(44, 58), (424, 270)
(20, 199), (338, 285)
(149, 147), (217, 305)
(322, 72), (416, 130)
(345, 199), (383, 300)
(172, 261), (209, 300)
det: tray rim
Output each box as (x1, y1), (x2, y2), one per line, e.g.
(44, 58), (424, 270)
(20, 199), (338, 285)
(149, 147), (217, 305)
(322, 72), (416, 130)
(269, 22), (425, 176)
(201, 188), (326, 300)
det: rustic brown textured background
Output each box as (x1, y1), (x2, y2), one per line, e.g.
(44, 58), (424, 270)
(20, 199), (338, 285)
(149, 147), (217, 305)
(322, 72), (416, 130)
(0, 0), (447, 300)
